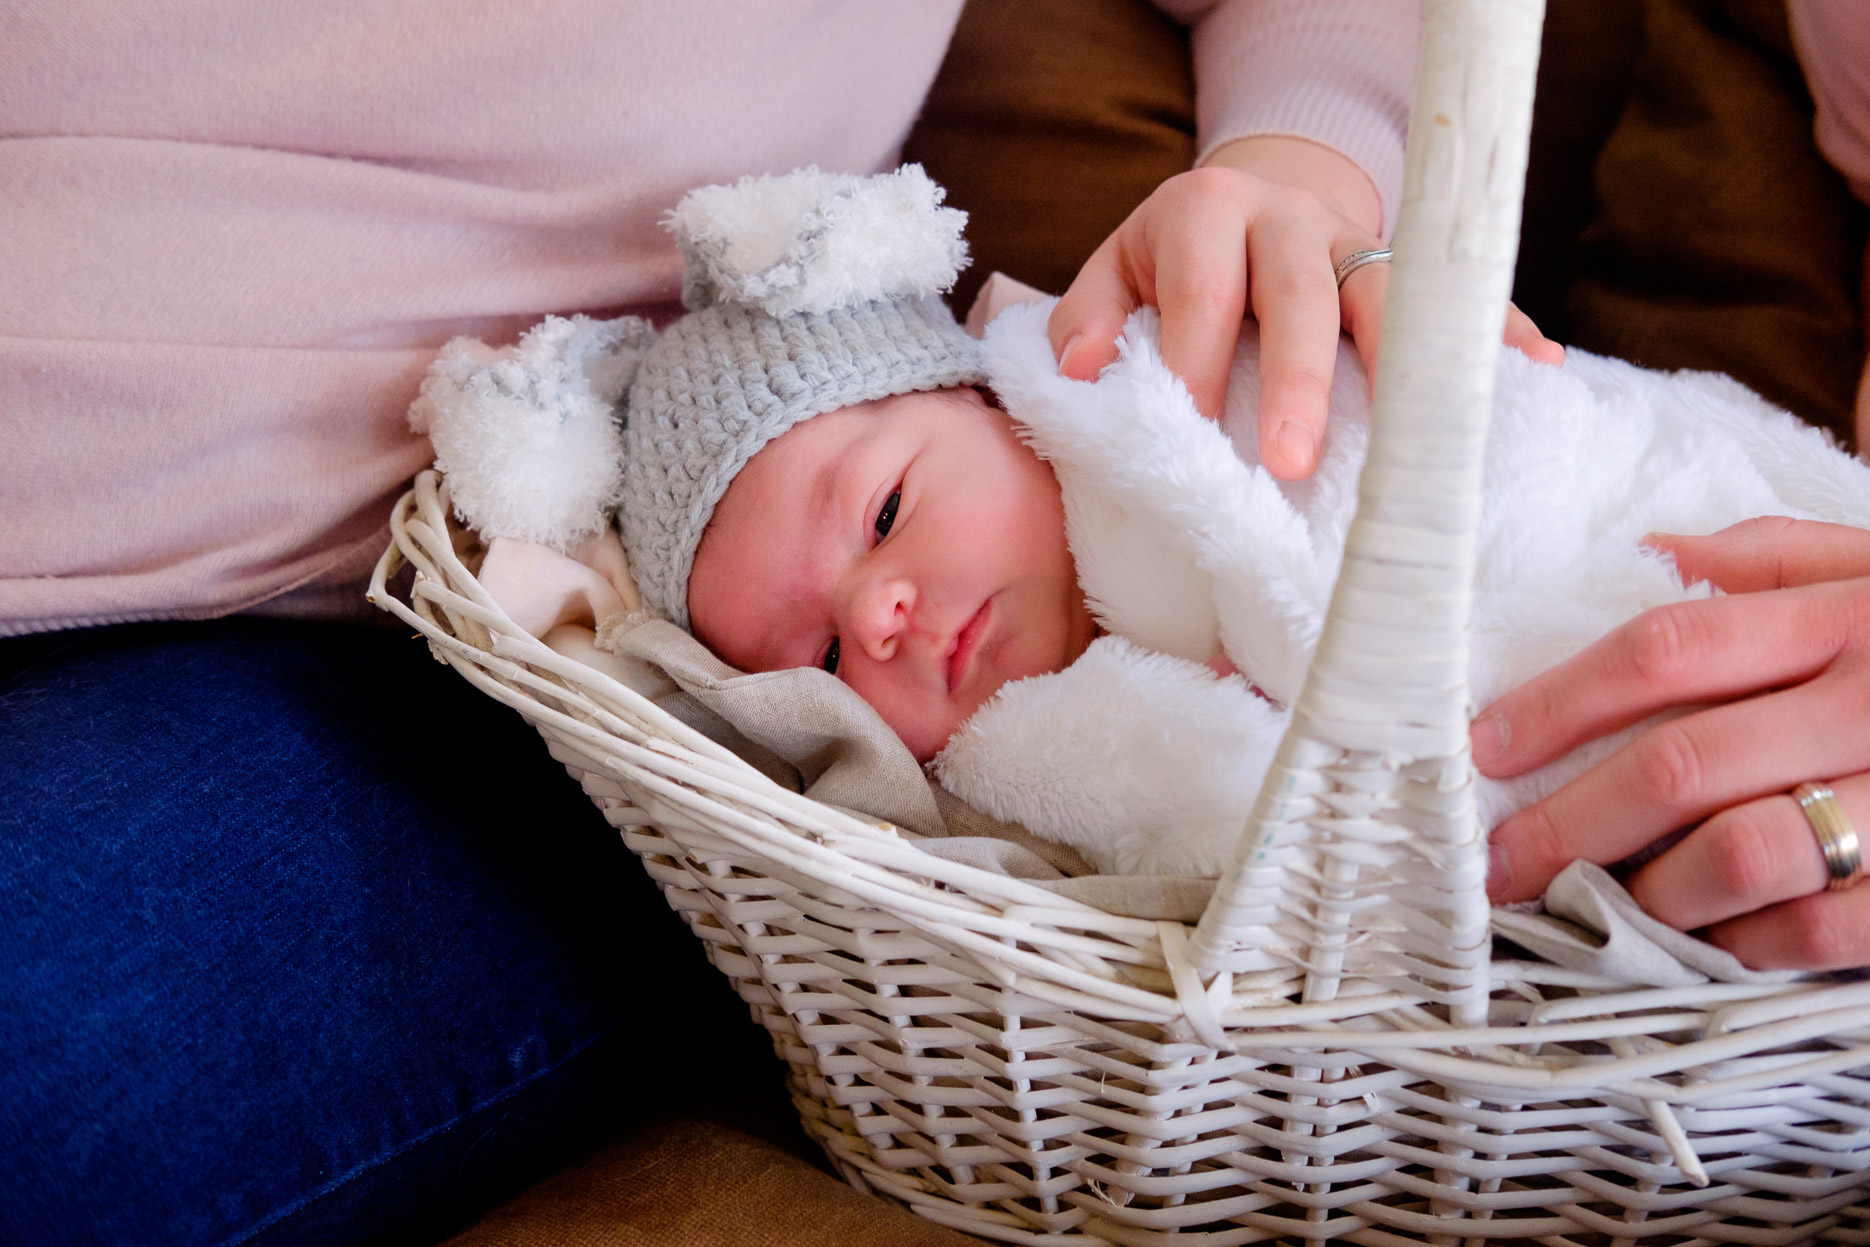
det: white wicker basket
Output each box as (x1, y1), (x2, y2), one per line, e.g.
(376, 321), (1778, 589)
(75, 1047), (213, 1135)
(371, 2), (1870, 1241)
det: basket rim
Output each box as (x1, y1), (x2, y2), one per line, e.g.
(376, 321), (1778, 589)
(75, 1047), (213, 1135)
(370, 471), (1870, 1101)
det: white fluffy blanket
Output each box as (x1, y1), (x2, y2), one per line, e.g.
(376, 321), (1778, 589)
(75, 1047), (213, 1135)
(932, 301), (1870, 876)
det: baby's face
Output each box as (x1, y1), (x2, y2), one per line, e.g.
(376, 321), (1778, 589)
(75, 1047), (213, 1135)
(689, 386), (1095, 762)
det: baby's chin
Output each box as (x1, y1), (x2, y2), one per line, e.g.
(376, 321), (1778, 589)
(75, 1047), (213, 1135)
(895, 603), (1096, 762)
(902, 706), (974, 765)
(890, 688), (996, 764)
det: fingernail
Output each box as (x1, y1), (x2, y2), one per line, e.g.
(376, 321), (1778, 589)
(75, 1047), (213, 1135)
(1470, 713), (1508, 769)
(1274, 420), (1315, 473)
(1057, 333), (1083, 375)
(1486, 840), (1512, 900)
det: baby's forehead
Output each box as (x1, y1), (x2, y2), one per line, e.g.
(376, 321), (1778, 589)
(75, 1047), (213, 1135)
(724, 382), (990, 515)
(709, 408), (865, 538)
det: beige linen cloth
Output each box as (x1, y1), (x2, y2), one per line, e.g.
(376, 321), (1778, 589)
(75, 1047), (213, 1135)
(475, 518), (1808, 991)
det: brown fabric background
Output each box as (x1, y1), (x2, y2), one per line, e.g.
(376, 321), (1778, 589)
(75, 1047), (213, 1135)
(1513, 0), (1647, 341)
(902, 0), (1195, 314)
(1521, 0), (1867, 445)
(441, 2), (1869, 1243)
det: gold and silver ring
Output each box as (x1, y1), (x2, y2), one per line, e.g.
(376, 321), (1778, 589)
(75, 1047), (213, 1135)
(1794, 783), (1864, 893)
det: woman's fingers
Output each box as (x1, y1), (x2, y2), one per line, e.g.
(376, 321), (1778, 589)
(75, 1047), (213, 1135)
(1047, 163), (1372, 477)
(1338, 254), (1388, 387)
(1650, 517), (1870, 593)
(1048, 234), (1139, 385)
(1045, 175), (1251, 420)
(1474, 580), (1856, 779)
(1706, 884), (1870, 971)
(1487, 661), (1870, 902)
(1503, 301), (1564, 366)
(1051, 155), (1570, 485)
(1626, 777), (1868, 929)
(1244, 194), (1348, 479)
(1476, 520), (1870, 961)
(1049, 166), (1340, 431)
(1147, 169), (1255, 425)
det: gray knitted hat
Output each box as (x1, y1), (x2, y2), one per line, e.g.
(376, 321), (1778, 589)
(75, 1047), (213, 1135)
(618, 165), (987, 630)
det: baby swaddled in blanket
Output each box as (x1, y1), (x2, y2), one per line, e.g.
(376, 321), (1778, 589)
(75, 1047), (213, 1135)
(418, 166), (1870, 878)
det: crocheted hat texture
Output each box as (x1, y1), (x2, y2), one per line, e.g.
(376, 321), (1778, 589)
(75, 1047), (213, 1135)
(619, 166), (986, 630)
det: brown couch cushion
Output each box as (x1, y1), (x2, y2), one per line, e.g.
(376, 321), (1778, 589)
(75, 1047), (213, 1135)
(1514, 0), (1647, 339)
(1561, 0), (1868, 445)
(902, 0), (1195, 314)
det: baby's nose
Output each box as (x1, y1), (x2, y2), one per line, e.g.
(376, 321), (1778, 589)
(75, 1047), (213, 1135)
(846, 575), (917, 662)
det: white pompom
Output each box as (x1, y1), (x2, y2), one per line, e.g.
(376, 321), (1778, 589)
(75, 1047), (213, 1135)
(410, 314), (654, 549)
(667, 164), (968, 316)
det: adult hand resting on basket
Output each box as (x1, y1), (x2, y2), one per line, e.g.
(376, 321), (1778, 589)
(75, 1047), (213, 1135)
(1480, 517), (1870, 971)
(1046, 134), (1564, 480)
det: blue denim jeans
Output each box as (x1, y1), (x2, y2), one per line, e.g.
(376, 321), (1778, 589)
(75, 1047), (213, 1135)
(0, 619), (781, 1246)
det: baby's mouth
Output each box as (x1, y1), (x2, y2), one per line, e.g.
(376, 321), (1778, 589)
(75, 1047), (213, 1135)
(945, 599), (991, 695)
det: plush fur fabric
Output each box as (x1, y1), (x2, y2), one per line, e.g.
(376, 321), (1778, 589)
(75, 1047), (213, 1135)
(410, 315), (654, 551)
(668, 165), (970, 317)
(933, 301), (1870, 876)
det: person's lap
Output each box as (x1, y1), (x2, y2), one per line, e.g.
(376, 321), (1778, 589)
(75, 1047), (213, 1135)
(0, 617), (779, 1247)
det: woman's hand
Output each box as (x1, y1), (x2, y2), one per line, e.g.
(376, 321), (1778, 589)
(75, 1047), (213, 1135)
(1048, 135), (1561, 481)
(1477, 517), (1870, 970)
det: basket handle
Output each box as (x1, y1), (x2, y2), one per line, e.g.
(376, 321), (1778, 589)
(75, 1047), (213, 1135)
(1186, 0), (1548, 1027)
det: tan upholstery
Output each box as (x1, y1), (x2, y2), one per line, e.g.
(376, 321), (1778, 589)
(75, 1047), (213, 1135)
(439, 1117), (984, 1247)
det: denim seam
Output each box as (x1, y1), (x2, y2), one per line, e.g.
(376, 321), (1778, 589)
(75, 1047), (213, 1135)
(217, 1017), (629, 1247)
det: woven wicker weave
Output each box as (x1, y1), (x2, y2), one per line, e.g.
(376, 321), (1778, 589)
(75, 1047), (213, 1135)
(371, 1), (1870, 1241)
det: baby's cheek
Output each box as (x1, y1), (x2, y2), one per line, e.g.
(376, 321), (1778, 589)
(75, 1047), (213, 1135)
(996, 631), (1066, 692)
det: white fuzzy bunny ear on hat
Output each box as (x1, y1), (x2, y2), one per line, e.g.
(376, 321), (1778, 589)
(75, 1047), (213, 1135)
(408, 313), (655, 551)
(667, 164), (969, 317)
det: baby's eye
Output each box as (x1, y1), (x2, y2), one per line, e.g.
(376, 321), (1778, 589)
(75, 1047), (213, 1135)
(874, 490), (900, 541)
(821, 638), (840, 675)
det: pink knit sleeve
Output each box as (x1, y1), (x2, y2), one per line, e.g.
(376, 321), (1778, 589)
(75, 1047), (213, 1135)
(1788, 0), (1870, 205)
(1154, 0), (1420, 238)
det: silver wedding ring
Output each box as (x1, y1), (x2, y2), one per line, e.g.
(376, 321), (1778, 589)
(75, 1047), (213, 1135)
(1333, 247), (1393, 288)
(1794, 782), (1863, 892)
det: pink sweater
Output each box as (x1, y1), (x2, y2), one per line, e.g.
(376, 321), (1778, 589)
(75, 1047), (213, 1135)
(0, 1), (1418, 635)
(1789, 0), (1870, 206)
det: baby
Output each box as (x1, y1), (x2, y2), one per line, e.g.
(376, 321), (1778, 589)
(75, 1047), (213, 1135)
(685, 384), (1093, 764)
(420, 165), (1870, 876)
(615, 166), (1091, 769)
